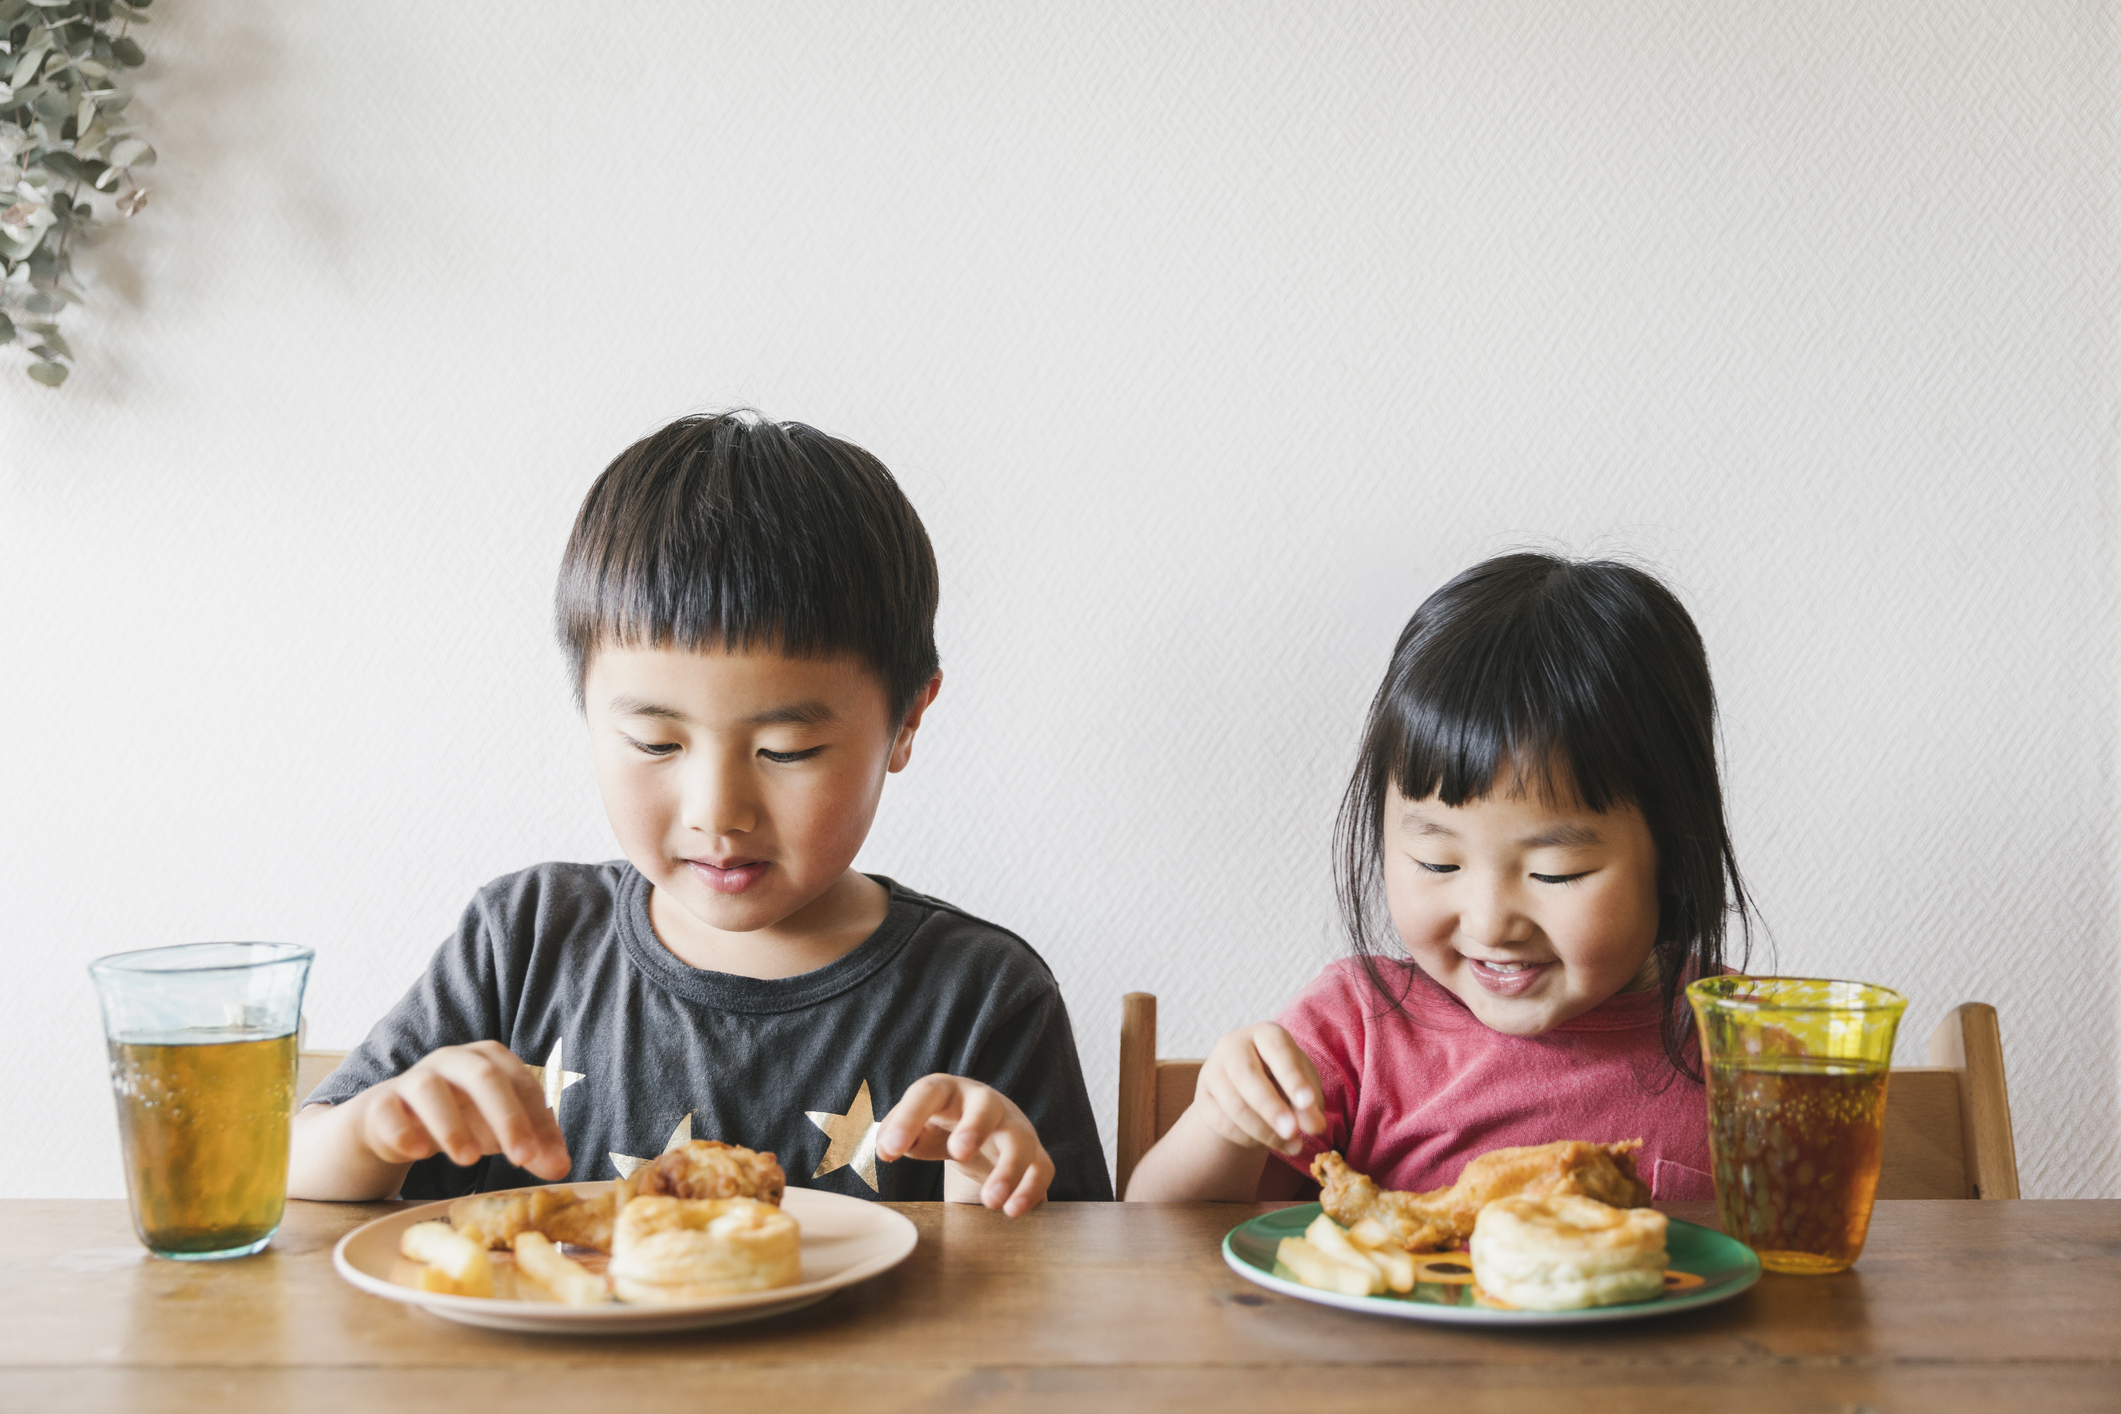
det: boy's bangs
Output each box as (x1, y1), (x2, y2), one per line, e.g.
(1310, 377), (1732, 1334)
(557, 413), (938, 717)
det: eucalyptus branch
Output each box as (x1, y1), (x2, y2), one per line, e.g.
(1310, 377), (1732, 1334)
(0, 0), (157, 387)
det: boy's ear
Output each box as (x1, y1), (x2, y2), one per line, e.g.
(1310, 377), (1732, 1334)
(887, 672), (944, 774)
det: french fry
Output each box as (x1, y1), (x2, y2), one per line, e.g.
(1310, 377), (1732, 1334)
(1345, 1218), (1417, 1293)
(1277, 1236), (1383, 1296)
(400, 1221), (494, 1298)
(512, 1231), (611, 1306)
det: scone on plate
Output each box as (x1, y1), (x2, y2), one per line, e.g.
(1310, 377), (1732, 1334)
(608, 1195), (801, 1304)
(1470, 1194), (1668, 1311)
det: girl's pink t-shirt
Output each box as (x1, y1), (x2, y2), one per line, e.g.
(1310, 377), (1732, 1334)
(1274, 959), (1717, 1201)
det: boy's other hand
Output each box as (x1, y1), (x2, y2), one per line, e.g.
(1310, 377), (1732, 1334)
(355, 1041), (572, 1180)
(1194, 1023), (1326, 1157)
(875, 1074), (1054, 1216)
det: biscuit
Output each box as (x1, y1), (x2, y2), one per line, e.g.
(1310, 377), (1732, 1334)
(608, 1195), (801, 1302)
(1470, 1194), (1668, 1311)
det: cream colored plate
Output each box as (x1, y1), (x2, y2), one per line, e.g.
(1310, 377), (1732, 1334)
(333, 1182), (917, 1334)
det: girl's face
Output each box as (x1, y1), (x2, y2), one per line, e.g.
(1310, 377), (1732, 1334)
(1382, 774), (1661, 1036)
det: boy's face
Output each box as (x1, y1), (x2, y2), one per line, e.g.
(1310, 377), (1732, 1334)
(582, 644), (935, 947)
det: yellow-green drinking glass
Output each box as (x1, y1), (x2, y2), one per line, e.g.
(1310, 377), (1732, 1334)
(1686, 975), (1907, 1275)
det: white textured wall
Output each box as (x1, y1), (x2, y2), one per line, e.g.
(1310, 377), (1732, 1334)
(3, 1), (2114, 1199)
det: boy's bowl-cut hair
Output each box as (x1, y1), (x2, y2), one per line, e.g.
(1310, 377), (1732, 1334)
(556, 412), (939, 720)
(1335, 552), (1752, 1082)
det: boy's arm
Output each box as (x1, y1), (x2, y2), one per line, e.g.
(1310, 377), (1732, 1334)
(288, 1042), (571, 1201)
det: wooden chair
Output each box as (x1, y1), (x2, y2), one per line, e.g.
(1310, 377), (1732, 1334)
(1114, 993), (2020, 1200)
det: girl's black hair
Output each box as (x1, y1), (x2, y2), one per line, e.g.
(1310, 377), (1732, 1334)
(555, 411), (939, 721)
(1333, 552), (1752, 1081)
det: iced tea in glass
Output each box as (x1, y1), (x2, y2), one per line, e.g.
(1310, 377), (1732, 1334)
(90, 943), (312, 1260)
(1688, 976), (1906, 1275)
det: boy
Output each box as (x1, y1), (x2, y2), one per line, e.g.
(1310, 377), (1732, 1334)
(290, 413), (1111, 1210)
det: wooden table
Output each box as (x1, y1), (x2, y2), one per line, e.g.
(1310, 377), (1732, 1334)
(1, 1198), (2115, 1412)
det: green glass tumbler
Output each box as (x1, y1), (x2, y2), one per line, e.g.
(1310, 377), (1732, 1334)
(1687, 975), (1907, 1274)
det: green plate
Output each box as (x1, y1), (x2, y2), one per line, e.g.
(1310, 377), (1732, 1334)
(1222, 1204), (1761, 1326)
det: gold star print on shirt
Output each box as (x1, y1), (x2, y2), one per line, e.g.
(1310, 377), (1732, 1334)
(609, 1113), (693, 1179)
(806, 1079), (882, 1192)
(524, 1038), (584, 1111)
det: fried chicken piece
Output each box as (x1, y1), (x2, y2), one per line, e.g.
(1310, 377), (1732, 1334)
(621, 1140), (786, 1207)
(1313, 1141), (1653, 1252)
(448, 1185), (616, 1253)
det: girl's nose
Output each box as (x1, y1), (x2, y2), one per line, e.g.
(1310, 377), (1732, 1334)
(1457, 875), (1530, 949)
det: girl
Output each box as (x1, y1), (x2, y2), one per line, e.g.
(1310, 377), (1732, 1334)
(1124, 553), (1750, 1203)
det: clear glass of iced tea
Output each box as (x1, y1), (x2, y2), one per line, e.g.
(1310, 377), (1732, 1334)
(89, 942), (313, 1260)
(1687, 975), (1907, 1275)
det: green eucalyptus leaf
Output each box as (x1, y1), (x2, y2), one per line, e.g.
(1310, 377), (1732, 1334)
(105, 133), (146, 166)
(75, 56), (104, 77)
(23, 288), (57, 311)
(110, 34), (141, 66)
(34, 324), (67, 356)
(0, 311), (13, 343)
(38, 147), (81, 177)
(26, 357), (65, 385)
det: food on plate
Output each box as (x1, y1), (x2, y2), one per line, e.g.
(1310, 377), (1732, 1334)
(619, 1140), (787, 1206)
(449, 1185), (616, 1252)
(1277, 1214), (1417, 1296)
(400, 1220), (495, 1298)
(1313, 1140), (1654, 1252)
(1470, 1194), (1668, 1311)
(511, 1230), (612, 1305)
(608, 1195), (802, 1303)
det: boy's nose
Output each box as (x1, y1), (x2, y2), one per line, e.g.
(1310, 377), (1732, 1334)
(683, 756), (760, 836)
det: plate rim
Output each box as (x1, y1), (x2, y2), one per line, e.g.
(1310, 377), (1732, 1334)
(1221, 1202), (1761, 1327)
(332, 1180), (918, 1328)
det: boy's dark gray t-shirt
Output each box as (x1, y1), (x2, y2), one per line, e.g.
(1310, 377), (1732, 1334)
(308, 862), (1113, 1202)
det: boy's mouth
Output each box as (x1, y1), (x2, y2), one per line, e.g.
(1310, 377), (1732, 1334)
(1465, 957), (1553, 997)
(688, 858), (771, 894)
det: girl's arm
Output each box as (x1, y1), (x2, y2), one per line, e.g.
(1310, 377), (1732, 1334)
(1122, 1023), (1326, 1201)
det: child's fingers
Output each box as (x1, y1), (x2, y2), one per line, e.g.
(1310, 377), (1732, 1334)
(944, 1086), (1004, 1167)
(1001, 1151), (1055, 1216)
(390, 1071), (487, 1167)
(1223, 1046), (1306, 1151)
(876, 1075), (963, 1163)
(1201, 1068), (1296, 1153)
(1254, 1029), (1327, 1135)
(429, 1047), (567, 1174)
(363, 1090), (444, 1165)
(984, 1130), (1054, 1216)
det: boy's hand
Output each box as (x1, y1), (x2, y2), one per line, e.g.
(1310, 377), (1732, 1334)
(1193, 1023), (1326, 1157)
(874, 1074), (1055, 1216)
(353, 1041), (572, 1180)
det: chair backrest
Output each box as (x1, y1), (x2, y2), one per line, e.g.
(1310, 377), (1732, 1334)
(294, 1049), (349, 1113)
(1113, 993), (2018, 1200)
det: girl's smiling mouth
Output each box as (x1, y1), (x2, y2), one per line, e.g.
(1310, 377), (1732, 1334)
(1465, 957), (1554, 996)
(688, 858), (771, 894)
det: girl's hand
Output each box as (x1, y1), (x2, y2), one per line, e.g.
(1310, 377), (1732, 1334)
(1193, 1023), (1327, 1157)
(875, 1074), (1056, 1216)
(353, 1041), (573, 1179)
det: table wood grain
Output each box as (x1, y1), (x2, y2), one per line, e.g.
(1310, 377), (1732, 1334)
(1, 1198), (2115, 1412)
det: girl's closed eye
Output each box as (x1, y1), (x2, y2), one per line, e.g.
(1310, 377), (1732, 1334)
(624, 735), (681, 757)
(1417, 860), (1459, 875)
(1530, 870), (1593, 885)
(758, 746), (825, 764)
